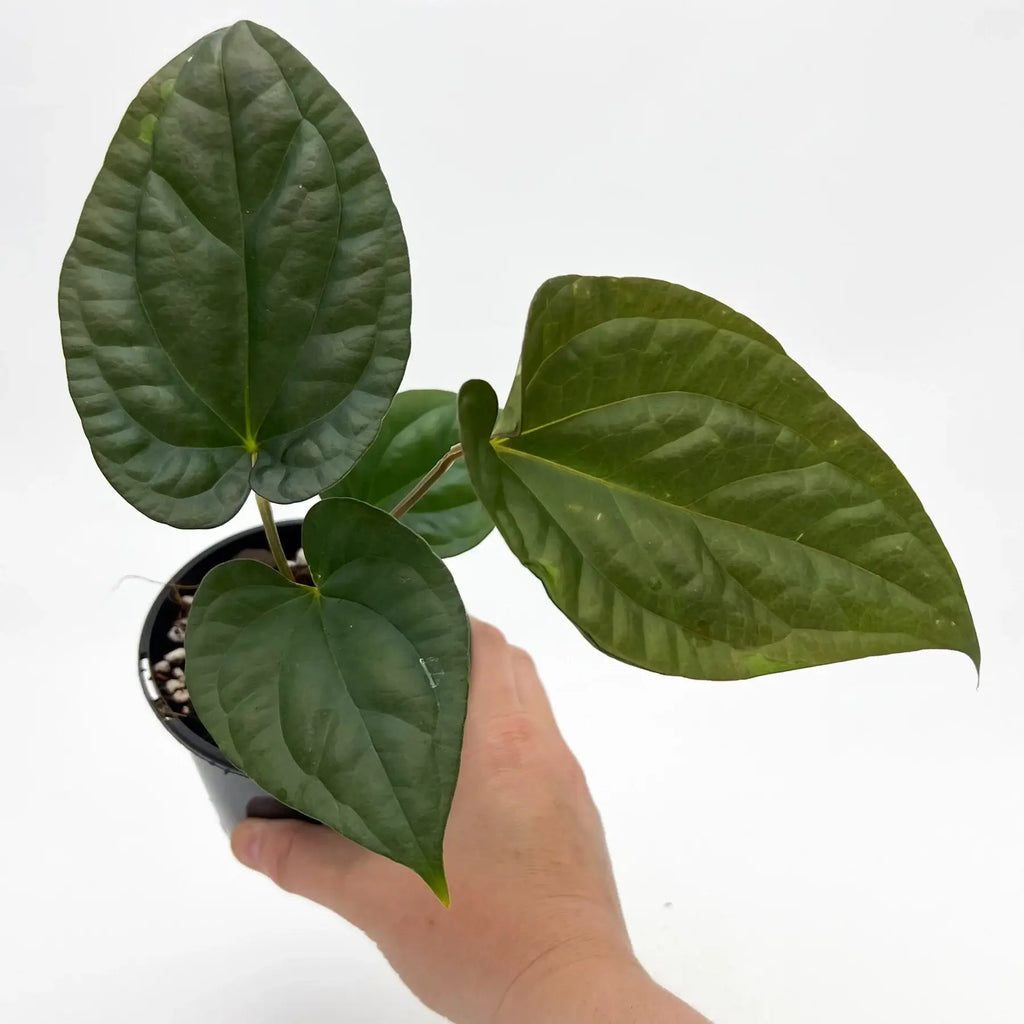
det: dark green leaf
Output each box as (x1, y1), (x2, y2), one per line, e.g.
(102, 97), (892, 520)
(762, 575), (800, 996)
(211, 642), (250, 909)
(59, 22), (410, 527)
(324, 390), (492, 557)
(185, 498), (468, 901)
(460, 275), (979, 680)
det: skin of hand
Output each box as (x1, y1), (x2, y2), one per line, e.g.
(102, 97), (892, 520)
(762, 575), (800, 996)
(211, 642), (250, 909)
(231, 619), (708, 1024)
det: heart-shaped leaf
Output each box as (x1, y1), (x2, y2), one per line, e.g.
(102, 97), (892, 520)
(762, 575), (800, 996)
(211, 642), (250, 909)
(185, 498), (468, 900)
(324, 390), (492, 557)
(59, 22), (411, 527)
(460, 275), (979, 680)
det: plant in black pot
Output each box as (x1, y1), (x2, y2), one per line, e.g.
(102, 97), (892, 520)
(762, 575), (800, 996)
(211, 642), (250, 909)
(59, 21), (979, 906)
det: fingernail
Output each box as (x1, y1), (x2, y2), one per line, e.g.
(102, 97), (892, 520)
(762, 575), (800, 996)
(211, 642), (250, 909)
(232, 821), (264, 869)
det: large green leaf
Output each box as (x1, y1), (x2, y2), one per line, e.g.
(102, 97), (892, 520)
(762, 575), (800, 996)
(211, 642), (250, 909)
(185, 498), (468, 901)
(59, 22), (410, 527)
(460, 275), (979, 681)
(324, 389), (492, 557)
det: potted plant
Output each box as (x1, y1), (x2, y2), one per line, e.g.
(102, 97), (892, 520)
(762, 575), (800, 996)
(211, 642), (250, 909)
(59, 20), (979, 907)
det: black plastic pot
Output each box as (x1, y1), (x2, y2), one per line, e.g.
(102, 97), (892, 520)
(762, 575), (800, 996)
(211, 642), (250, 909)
(137, 520), (314, 834)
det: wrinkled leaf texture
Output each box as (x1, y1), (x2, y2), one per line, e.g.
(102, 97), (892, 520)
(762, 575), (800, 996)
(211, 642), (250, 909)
(185, 498), (469, 901)
(460, 276), (979, 680)
(60, 21), (410, 527)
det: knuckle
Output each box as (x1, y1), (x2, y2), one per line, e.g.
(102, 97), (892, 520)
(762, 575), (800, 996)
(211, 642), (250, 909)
(559, 751), (589, 791)
(482, 711), (540, 771)
(508, 645), (537, 672)
(471, 620), (507, 650)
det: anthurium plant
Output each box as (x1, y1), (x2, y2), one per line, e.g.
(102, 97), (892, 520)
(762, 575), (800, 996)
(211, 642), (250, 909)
(59, 21), (979, 904)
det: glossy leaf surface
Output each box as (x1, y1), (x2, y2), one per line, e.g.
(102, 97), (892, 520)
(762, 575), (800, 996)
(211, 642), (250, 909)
(186, 498), (468, 899)
(59, 22), (410, 527)
(324, 390), (492, 557)
(460, 276), (979, 680)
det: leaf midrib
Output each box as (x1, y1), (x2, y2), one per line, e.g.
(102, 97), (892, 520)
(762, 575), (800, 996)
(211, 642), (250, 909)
(208, 580), (407, 854)
(495, 445), (952, 620)
(513, 386), (824, 456)
(196, 25), (348, 449)
(494, 448), (938, 672)
(247, 43), (346, 443)
(314, 601), (434, 873)
(217, 28), (253, 445)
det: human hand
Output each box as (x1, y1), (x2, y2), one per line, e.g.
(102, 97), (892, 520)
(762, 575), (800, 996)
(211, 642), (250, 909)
(231, 619), (707, 1024)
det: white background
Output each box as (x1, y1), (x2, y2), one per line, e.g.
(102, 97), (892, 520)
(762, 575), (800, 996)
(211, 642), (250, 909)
(2, 1), (1022, 1021)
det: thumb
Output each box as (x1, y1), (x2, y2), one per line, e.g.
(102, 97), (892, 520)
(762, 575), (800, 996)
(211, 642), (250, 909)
(230, 818), (428, 932)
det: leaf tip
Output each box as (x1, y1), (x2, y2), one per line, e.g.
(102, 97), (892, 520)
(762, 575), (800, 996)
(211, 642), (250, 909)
(967, 643), (982, 690)
(955, 617), (981, 682)
(423, 867), (450, 907)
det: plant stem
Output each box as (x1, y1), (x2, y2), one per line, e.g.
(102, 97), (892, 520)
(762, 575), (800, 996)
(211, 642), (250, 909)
(256, 494), (295, 581)
(392, 444), (464, 519)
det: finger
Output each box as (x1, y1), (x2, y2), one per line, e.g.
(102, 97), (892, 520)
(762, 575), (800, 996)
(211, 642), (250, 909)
(507, 646), (559, 733)
(231, 818), (431, 934)
(466, 617), (521, 721)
